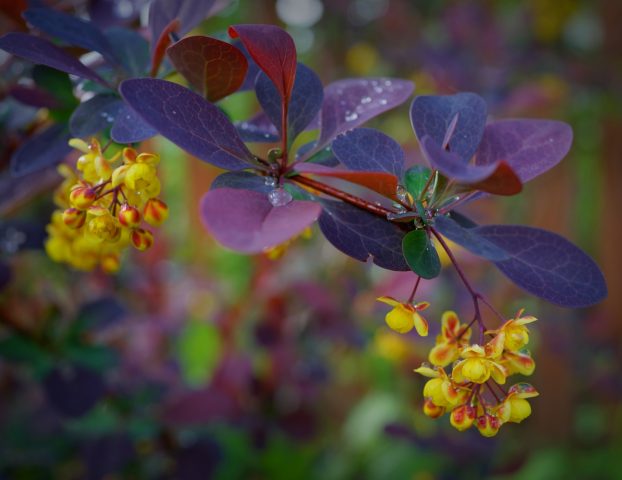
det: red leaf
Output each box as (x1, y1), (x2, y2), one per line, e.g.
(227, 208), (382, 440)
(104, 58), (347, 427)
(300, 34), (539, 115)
(167, 35), (248, 102)
(228, 24), (296, 103)
(469, 161), (522, 196)
(150, 18), (180, 77)
(294, 163), (400, 201)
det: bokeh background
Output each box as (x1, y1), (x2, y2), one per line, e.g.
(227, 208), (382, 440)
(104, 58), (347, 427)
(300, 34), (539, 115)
(1, 0), (621, 478)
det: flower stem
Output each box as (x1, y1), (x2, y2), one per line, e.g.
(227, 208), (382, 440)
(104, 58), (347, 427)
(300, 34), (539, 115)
(407, 276), (422, 304)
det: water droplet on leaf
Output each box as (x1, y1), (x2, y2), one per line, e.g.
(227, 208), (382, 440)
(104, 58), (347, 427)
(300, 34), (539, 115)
(268, 188), (292, 207)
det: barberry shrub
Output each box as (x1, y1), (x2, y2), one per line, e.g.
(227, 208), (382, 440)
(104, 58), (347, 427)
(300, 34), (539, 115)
(0, 4), (607, 436)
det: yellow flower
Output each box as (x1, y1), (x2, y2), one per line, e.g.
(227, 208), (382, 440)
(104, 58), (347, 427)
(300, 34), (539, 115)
(475, 413), (501, 437)
(415, 365), (469, 408)
(496, 383), (539, 424)
(486, 309), (537, 352)
(450, 404), (476, 431)
(376, 296), (429, 335)
(428, 311), (472, 367)
(452, 344), (508, 385)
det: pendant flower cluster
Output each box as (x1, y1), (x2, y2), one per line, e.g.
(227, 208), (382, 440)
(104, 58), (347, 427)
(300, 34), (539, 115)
(45, 139), (168, 273)
(414, 309), (538, 436)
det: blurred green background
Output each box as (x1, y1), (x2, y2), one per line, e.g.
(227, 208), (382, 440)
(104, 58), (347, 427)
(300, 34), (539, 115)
(0, 0), (621, 479)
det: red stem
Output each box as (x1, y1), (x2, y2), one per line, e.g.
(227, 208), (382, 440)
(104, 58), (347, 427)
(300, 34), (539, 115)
(407, 276), (422, 304)
(291, 175), (395, 217)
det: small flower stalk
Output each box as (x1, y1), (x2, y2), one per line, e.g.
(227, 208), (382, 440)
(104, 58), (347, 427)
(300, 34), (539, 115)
(414, 310), (539, 437)
(45, 138), (168, 273)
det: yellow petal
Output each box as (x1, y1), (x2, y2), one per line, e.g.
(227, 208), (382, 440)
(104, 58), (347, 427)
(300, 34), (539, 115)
(414, 365), (440, 378)
(376, 296), (401, 307)
(413, 312), (429, 337)
(489, 361), (508, 385)
(385, 305), (414, 334)
(429, 343), (457, 367)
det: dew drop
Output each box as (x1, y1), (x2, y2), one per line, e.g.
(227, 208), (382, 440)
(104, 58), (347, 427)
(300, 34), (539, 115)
(264, 176), (278, 188)
(384, 80), (392, 86)
(345, 112), (358, 122)
(361, 96), (372, 104)
(379, 99), (388, 105)
(373, 86), (383, 93)
(268, 188), (292, 207)
(396, 185), (408, 202)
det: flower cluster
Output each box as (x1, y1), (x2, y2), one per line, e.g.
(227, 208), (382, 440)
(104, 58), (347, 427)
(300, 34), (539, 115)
(414, 309), (538, 436)
(45, 139), (168, 273)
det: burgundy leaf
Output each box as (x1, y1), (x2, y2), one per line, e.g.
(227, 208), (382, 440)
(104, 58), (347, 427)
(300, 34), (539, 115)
(149, 18), (180, 77)
(318, 200), (409, 271)
(476, 225), (607, 307)
(8, 85), (59, 109)
(119, 78), (254, 169)
(228, 24), (297, 103)
(421, 136), (522, 195)
(475, 119), (573, 183)
(167, 35), (248, 101)
(303, 78), (414, 160)
(410, 92), (487, 161)
(0, 32), (107, 84)
(294, 163), (400, 200)
(200, 188), (322, 253)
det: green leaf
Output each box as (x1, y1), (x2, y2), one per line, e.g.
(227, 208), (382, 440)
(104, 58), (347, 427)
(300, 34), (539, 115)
(0, 335), (52, 375)
(402, 229), (440, 279)
(65, 344), (118, 371)
(177, 320), (221, 387)
(403, 165), (431, 199)
(32, 65), (77, 108)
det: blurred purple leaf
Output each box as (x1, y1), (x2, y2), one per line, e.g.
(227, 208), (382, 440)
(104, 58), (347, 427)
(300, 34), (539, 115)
(331, 128), (405, 177)
(434, 216), (508, 260)
(0, 261), (11, 292)
(475, 119), (573, 183)
(229, 24), (297, 103)
(476, 225), (607, 307)
(164, 386), (237, 424)
(69, 94), (124, 137)
(8, 85), (59, 109)
(200, 188), (322, 253)
(23, 8), (119, 65)
(149, 0), (216, 54)
(421, 136), (522, 195)
(83, 434), (134, 480)
(11, 124), (71, 177)
(176, 439), (222, 480)
(119, 78), (254, 169)
(88, 0), (147, 28)
(318, 200), (410, 271)
(111, 103), (157, 143)
(235, 111), (279, 142)
(105, 27), (150, 76)
(210, 171), (271, 193)
(43, 365), (105, 417)
(0, 33), (107, 84)
(410, 93), (487, 161)
(255, 63), (323, 143)
(305, 78), (414, 159)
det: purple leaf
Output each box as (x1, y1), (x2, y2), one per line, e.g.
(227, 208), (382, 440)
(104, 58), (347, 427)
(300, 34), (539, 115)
(111, 103), (157, 143)
(305, 78), (414, 159)
(421, 136), (522, 195)
(318, 200), (410, 271)
(23, 8), (119, 65)
(69, 94), (124, 137)
(410, 93), (487, 161)
(0, 33), (107, 84)
(434, 216), (508, 261)
(331, 128), (404, 177)
(105, 27), (149, 76)
(235, 111), (279, 142)
(11, 124), (71, 177)
(475, 120), (573, 183)
(43, 365), (105, 417)
(255, 63), (323, 144)
(149, 0), (216, 54)
(475, 225), (607, 307)
(119, 78), (255, 169)
(8, 85), (59, 109)
(210, 171), (271, 193)
(200, 188), (322, 253)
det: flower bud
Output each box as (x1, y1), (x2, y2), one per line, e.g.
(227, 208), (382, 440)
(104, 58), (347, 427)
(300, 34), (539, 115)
(131, 228), (154, 251)
(143, 198), (169, 226)
(69, 185), (96, 209)
(101, 254), (120, 274)
(62, 208), (86, 229)
(450, 405), (476, 431)
(475, 413), (501, 437)
(118, 204), (141, 228)
(87, 211), (120, 242)
(422, 398), (445, 419)
(507, 397), (532, 423)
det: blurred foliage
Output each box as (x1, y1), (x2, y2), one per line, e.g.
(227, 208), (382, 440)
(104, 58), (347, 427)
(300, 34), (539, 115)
(1, 0), (621, 479)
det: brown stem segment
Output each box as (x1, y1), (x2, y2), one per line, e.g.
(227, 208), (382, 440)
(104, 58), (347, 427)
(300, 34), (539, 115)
(291, 175), (394, 218)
